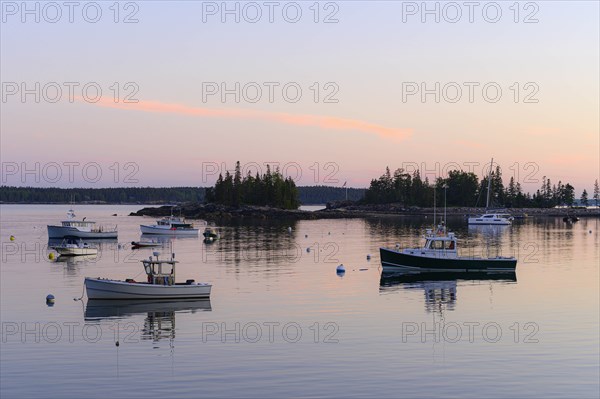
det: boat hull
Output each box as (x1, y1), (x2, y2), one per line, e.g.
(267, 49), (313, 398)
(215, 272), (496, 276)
(47, 225), (118, 239)
(379, 248), (517, 272)
(85, 278), (211, 299)
(140, 225), (199, 236)
(467, 218), (511, 225)
(131, 241), (162, 248)
(54, 247), (98, 256)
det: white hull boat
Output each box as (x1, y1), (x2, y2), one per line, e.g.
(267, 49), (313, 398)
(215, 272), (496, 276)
(467, 214), (513, 225)
(48, 225), (118, 239)
(468, 159), (513, 226)
(47, 209), (118, 239)
(140, 224), (199, 236)
(51, 239), (99, 256)
(140, 216), (199, 236)
(55, 246), (98, 256)
(85, 278), (212, 299)
(84, 251), (211, 300)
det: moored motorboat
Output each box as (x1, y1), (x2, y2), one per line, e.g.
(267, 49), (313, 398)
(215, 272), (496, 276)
(51, 238), (99, 256)
(140, 216), (199, 236)
(379, 226), (517, 272)
(131, 240), (162, 248)
(48, 209), (118, 239)
(203, 227), (220, 239)
(85, 252), (211, 299)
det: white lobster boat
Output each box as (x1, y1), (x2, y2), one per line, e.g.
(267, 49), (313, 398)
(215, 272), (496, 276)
(48, 209), (118, 239)
(85, 252), (211, 300)
(51, 238), (98, 256)
(140, 216), (199, 236)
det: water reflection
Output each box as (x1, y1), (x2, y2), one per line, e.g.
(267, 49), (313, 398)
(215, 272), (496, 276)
(55, 254), (98, 265)
(467, 224), (511, 240)
(138, 234), (198, 244)
(204, 221), (301, 267)
(85, 299), (212, 342)
(380, 271), (517, 313)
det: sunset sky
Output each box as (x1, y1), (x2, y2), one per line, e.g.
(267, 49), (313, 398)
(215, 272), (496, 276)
(1, 1), (598, 194)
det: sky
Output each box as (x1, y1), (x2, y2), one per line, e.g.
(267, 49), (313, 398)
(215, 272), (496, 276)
(1, 1), (598, 194)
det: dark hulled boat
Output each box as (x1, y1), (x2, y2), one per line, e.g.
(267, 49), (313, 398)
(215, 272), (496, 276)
(379, 227), (517, 272)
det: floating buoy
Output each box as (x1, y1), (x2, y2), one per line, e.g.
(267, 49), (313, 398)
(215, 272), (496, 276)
(9, 235), (15, 241)
(305, 234), (308, 238)
(306, 247), (311, 253)
(115, 341), (120, 347)
(46, 294), (55, 305)
(328, 232), (331, 235)
(590, 230), (593, 234)
(366, 254), (371, 260)
(336, 264), (345, 273)
(48, 253), (55, 260)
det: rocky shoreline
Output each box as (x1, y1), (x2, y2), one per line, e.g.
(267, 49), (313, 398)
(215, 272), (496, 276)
(129, 202), (600, 221)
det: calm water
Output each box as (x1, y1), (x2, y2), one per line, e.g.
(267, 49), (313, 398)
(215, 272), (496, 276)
(1, 205), (598, 398)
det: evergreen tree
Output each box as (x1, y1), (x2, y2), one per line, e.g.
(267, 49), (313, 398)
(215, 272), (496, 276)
(581, 189), (589, 206)
(563, 183), (575, 206)
(594, 179), (599, 207)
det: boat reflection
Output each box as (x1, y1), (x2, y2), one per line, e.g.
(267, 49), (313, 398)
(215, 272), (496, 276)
(55, 253), (98, 265)
(380, 271), (516, 313)
(85, 299), (212, 342)
(139, 233), (199, 242)
(467, 224), (510, 239)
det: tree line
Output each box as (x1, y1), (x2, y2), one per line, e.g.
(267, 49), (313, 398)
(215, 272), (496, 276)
(205, 162), (300, 209)
(363, 166), (599, 208)
(0, 186), (205, 204)
(0, 185), (363, 205)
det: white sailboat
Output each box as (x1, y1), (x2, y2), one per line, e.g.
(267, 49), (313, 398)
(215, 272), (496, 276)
(468, 159), (513, 225)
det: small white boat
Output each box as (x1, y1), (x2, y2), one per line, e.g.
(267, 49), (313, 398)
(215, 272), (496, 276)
(48, 209), (118, 239)
(468, 158), (513, 226)
(51, 238), (99, 256)
(467, 212), (513, 225)
(85, 252), (211, 300)
(140, 216), (199, 236)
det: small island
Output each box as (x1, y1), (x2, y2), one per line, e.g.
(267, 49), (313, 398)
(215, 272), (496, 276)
(130, 163), (600, 221)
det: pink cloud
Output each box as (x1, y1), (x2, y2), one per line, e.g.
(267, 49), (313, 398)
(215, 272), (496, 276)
(79, 97), (412, 141)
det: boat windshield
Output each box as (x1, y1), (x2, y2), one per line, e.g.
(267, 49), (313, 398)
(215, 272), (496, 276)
(62, 221), (95, 227)
(426, 239), (456, 250)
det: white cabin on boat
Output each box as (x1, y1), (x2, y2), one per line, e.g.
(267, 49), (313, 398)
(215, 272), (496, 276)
(402, 229), (459, 259)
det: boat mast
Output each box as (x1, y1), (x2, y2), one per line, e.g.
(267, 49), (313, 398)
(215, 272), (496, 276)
(486, 158), (494, 210)
(433, 185), (436, 229)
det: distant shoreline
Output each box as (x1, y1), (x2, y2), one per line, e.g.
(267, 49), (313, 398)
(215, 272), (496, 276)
(129, 203), (600, 221)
